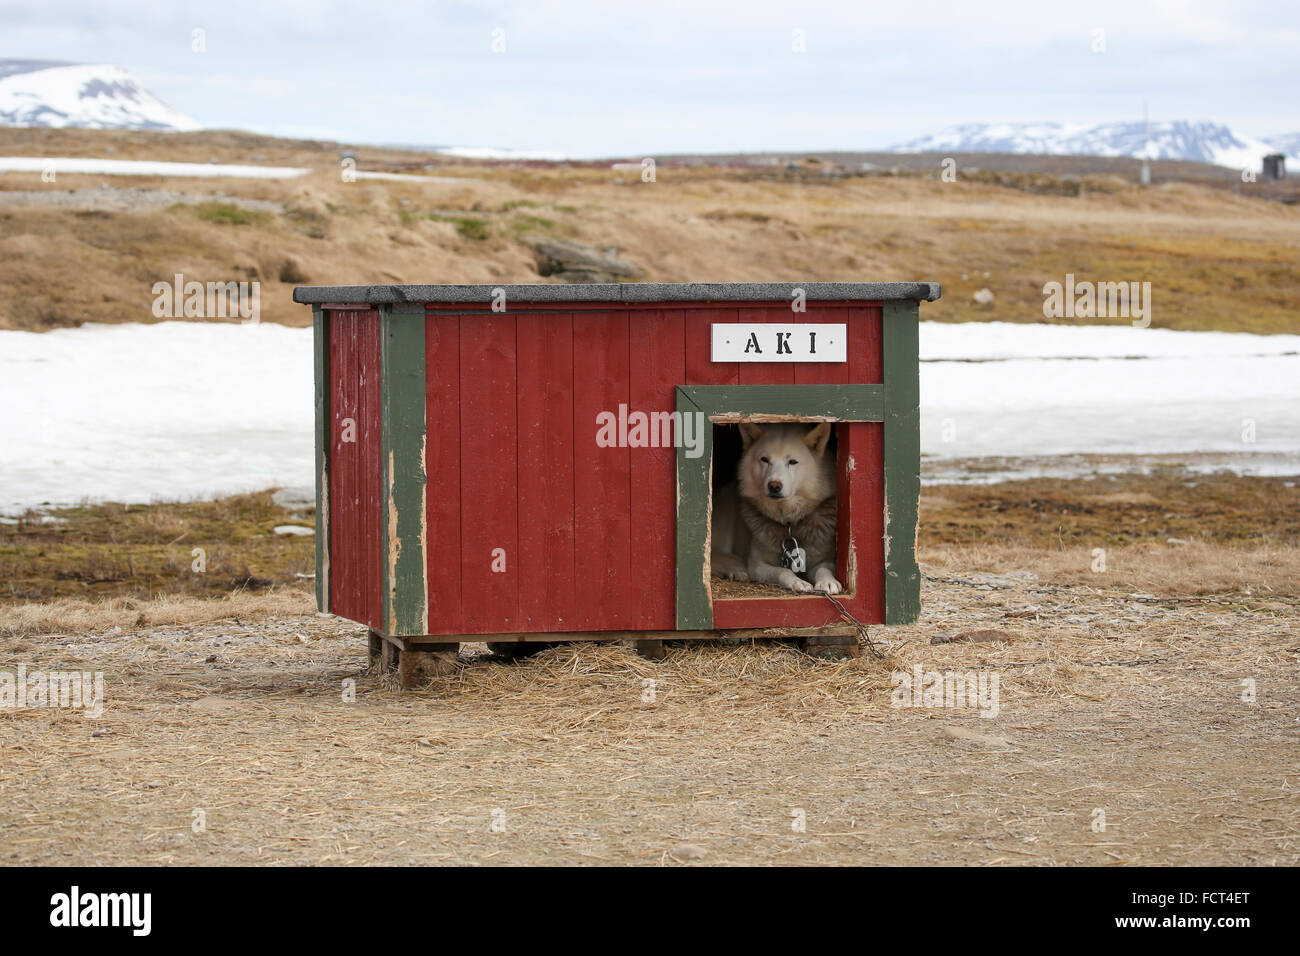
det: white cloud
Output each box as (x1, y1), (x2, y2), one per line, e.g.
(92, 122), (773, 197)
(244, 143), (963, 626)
(2, 0), (1297, 152)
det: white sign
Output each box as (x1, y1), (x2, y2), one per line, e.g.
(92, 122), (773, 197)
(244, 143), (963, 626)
(711, 323), (846, 363)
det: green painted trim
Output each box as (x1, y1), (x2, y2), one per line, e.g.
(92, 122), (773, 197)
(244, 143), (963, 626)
(312, 306), (330, 614)
(674, 384), (886, 631)
(882, 299), (921, 624)
(675, 388), (714, 630)
(379, 305), (429, 636)
(679, 384), (884, 422)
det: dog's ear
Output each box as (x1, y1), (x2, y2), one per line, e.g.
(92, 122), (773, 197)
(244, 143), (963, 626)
(803, 422), (832, 457)
(738, 422), (763, 449)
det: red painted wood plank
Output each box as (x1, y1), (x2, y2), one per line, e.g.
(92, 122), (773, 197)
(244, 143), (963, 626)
(572, 311), (632, 630)
(712, 595), (845, 629)
(684, 307), (739, 386)
(327, 313), (356, 622)
(424, 314), (462, 635)
(459, 314), (519, 633)
(515, 313), (577, 631)
(328, 309), (383, 630)
(851, 303), (884, 383)
(629, 309), (685, 630)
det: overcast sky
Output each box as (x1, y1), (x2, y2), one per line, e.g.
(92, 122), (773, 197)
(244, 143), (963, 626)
(3, 0), (1297, 154)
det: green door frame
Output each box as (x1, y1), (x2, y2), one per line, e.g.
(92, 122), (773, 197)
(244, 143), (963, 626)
(674, 384), (885, 630)
(674, 300), (921, 630)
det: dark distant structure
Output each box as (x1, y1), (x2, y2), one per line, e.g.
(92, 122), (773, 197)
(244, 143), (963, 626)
(1263, 154), (1286, 180)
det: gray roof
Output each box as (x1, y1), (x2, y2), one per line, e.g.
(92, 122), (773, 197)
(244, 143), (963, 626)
(292, 281), (941, 305)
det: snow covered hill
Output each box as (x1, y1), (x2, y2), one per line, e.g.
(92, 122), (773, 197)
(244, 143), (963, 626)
(0, 59), (200, 131)
(891, 120), (1296, 170)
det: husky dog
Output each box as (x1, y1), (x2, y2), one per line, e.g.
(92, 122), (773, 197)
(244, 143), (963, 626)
(711, 422), (843, 594)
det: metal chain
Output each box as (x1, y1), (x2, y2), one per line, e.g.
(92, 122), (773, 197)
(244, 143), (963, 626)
(820, 591), (886, 659)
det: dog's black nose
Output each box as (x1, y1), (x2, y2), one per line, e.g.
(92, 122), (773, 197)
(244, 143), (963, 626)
(767, 480), (783, 496)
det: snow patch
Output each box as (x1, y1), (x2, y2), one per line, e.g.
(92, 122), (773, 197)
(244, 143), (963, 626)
(0, 156), (310, 179)
(1, 320), (1297, 513)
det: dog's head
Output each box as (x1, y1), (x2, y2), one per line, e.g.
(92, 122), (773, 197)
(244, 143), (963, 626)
(736, 422), (834, 518)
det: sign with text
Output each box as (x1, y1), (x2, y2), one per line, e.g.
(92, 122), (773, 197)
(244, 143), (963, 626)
(711, 323), (847, 363)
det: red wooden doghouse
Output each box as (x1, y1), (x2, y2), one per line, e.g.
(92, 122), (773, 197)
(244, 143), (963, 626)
(293, 282), (939, 682)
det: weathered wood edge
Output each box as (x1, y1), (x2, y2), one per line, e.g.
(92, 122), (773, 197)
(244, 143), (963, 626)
(380, 303), (429, 636)
(294, 281), (942, 305)
(683, 384), (884, 422)
(675, 387), (713, 630)
(383, 624), (858, 649)
(882, 299), (921, 624)
(312, 306), (330, 613)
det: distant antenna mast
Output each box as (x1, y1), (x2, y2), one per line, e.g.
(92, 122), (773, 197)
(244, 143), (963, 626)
(1140, 100), (1151, 185)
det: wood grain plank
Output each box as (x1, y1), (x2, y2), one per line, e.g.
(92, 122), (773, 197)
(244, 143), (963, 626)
(685, 306), (739, 386)
(424, 313), (462, 635)
(328, 309), (383, 630)
(629, 309), (685, 630)
(459, 313), (519, 633)
(572, 311), (632, 629)
(516, 312), (577, 631)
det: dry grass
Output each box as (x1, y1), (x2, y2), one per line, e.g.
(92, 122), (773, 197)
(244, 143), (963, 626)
(923, 541), (1300, 600)
(0, 491), (315, 604)
(1, 471), (1295, 864)
(0, 588), (312, 641)
(921, 473), (1300, 549)
(2, 129), (1298, 333)
(1, 569), (1294, 865)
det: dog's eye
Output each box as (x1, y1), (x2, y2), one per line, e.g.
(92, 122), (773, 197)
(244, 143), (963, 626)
(788, 459), (799, 466)
(760, 456), (769, 464)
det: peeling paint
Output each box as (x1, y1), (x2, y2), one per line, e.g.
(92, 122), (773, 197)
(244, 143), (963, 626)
(418, 431), (429, 633)
(317, 450), (330, 613)
(387, 448), (399, 633)
(702, 454), (714, 611)
(882, 491), (892, 566)
(845, 531), (858, 590)
(711, 413), (841, 423)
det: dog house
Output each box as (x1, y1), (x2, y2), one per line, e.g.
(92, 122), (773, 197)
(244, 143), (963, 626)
(293, 282), (939, 683)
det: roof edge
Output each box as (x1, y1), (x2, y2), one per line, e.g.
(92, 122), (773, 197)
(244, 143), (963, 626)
(293, 281), (942, 305)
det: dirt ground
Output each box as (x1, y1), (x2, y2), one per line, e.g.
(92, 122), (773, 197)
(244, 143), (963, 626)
(2, 563), (1295, 866)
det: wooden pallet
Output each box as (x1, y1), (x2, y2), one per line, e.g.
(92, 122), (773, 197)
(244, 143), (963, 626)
(369, 625), (861, 688)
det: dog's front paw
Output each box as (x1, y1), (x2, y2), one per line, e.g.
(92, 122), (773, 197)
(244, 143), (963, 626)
(729, 569), (750, 582)
(813, 570), (843, 595)
(782, 571), (814, 593)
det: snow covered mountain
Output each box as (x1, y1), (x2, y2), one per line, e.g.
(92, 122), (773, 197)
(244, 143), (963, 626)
(0, 59), (200, 131)
(890, 121), (1296, 169)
